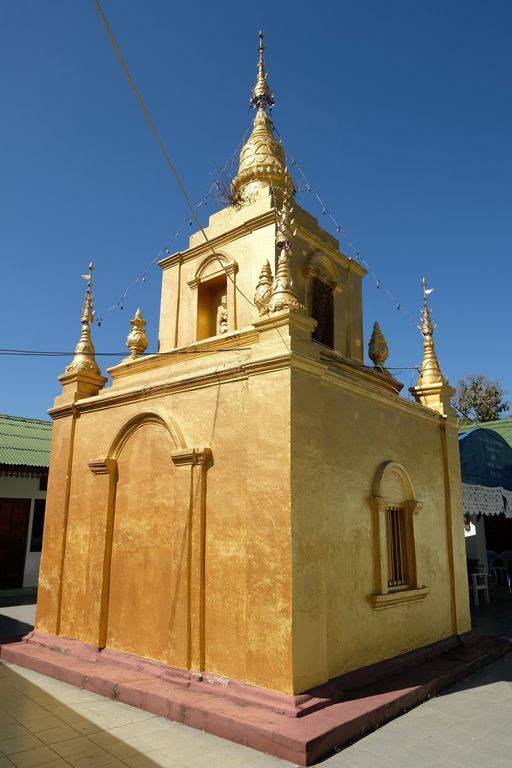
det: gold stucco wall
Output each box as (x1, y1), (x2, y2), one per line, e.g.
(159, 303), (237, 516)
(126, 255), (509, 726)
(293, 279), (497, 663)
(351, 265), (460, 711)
(290, 366), (471, 693)
(37, 346), (295, 693)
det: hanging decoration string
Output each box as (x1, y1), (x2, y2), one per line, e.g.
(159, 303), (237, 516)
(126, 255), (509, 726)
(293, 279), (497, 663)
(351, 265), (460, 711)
(267, 117), (418, 329)
(95, 121), (252, 325)
(92, 0), (260, 317)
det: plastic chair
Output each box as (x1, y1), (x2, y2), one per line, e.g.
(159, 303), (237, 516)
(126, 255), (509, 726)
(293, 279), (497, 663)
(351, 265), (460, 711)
(470, 569), (490, 607)
(487, 550), (508, 585)
(498, 551), (512, 590)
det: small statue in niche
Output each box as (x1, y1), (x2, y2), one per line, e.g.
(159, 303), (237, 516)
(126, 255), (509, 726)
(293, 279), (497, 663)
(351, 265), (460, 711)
(217, 294), (228, 335)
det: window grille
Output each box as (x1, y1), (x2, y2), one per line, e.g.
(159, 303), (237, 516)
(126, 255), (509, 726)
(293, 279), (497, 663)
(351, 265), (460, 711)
(386, 506), (409, 588)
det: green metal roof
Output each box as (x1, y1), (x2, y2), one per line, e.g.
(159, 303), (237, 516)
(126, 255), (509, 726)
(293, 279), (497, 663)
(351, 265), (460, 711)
(0, 414), (52, 468)
(459, 418), (512, 449)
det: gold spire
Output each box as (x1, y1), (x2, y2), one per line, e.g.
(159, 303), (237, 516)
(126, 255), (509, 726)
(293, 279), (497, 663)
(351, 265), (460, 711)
(250, 31), (274, 110)
(231, 32), (293, 203)
(416, 277), (443, 386)
(267, 190), (304, 313)
(410, 277), (455, 416)
(126, 308), (148, 359)
(66, 263), (101, 376)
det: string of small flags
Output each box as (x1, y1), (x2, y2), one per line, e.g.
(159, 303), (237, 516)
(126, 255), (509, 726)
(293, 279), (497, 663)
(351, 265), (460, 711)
(268, 119), (419, 329)
(95, 123), (253, 326)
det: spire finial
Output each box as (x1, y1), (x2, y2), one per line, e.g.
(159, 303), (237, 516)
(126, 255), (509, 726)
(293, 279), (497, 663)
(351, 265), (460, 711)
(66, 262), (101, 376)
(250, 31), (274, 111)
(126, 307), (148, 359)
(267, 191), (304, 314)
(416, 277), (443, 386)
(231, 33), (292, 203)
(368, 321), (389, 369)
(254, 259), (274, 315)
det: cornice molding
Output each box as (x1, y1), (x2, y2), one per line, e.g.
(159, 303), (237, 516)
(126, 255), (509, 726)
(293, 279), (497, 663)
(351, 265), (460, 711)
(107, 328), (260, 380)
(295, 225), (367, 278)
(171, 447), (212, 467)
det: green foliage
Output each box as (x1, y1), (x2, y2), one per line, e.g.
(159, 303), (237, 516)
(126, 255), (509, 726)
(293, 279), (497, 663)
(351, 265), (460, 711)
(454, 374), (509, 425)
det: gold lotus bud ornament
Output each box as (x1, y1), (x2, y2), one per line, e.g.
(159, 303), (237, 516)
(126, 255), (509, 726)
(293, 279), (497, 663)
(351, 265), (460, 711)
(254, 259), (274, 315)
(368, 321), (389, 368)
(126, 308), (148, 359)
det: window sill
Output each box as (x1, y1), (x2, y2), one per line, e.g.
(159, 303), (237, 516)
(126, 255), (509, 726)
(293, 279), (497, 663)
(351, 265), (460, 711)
(369, 586), (430, 610)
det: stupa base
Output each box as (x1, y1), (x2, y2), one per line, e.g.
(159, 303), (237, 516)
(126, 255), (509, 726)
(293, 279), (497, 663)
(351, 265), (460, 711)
(1, 631), (509, 765)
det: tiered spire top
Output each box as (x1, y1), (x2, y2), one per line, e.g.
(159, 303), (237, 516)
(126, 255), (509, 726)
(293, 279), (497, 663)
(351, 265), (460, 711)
(66, 263), (101, 376)
(416, 277), (444, 386)
(231, 32), (293, 203)
(250, 31), (274, 110)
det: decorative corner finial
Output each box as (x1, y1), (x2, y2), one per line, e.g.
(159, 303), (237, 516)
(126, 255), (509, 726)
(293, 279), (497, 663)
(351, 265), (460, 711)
(368, 322), (389, 369)
(250, 31), (274, 111)
(66, 262), (101, 376)
(126, 308), (148, 359)
(410, 277), (455, 415)
(416, 277), (443, 386)
(254, 259), (274, 315)
(267, 192), (305, 314)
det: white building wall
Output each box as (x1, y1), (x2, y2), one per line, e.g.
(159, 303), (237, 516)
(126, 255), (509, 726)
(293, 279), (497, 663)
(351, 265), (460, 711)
(0, 475), (46, 588)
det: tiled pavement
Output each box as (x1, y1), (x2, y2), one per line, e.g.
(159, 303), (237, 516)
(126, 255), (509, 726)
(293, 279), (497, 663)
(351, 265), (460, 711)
(0, 597), (510, 768)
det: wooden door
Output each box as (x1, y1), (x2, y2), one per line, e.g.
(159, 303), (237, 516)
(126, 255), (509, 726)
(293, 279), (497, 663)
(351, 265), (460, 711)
(0, 498), (30, 588)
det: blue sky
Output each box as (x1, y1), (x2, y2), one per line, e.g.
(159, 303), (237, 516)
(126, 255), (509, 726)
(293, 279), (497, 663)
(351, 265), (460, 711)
(1, 0), (511, 419)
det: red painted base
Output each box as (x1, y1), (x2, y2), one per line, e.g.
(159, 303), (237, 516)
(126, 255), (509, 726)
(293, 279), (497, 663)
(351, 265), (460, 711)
(1, 631), (509, 765)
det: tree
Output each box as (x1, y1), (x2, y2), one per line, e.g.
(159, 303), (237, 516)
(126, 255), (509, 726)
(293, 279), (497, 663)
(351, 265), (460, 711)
(454, 375), (509, 424)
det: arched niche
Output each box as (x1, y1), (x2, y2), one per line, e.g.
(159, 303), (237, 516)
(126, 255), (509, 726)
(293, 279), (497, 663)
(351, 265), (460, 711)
(88, 411), (211, 671)
(303, 253), (339, 349)
(187, 251), (238, 340)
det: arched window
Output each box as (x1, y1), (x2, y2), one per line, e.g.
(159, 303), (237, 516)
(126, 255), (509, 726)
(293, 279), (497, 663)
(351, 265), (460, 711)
(304, 254), (337, 349)
(311, 276), (334, 348)
(369, 461), (429, 609)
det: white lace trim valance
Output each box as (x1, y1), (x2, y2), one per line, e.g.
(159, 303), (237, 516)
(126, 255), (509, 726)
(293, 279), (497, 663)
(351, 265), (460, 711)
(462, 482), (512, 519)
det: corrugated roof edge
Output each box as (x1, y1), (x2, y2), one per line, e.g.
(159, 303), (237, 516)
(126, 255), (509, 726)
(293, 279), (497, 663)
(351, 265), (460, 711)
(0, 413), (51, 425)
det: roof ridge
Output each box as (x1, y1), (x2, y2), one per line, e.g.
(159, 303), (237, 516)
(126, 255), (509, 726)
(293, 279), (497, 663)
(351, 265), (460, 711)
(0, 413), (51, 425)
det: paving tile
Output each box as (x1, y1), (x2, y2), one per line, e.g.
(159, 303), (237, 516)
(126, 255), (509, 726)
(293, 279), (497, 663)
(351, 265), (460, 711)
(7, 746), (58, 768)
(448, 748), (510, 768)
(0, 733), (44, 755)
(33, 762), (71, 768)
(81, 701), (154, 728)
(0, 759), (15, 768)
(36, 725), (81, 745)
(0, 725), (30, 742)
(49, 737), (98, 759)
(100, 740), (143, 762)
(40, 714), (100, 737)
(65, 748), (124, 768)
(22, 716), (65, 734)
(119, 754), (170, 768)
(84, 731), (118, 750)
(185, 745), (256, 767)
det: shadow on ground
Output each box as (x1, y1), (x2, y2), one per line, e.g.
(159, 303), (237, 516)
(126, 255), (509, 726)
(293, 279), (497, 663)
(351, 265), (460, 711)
(0, 661), (166, 768)
(0, 596), (36, 644)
